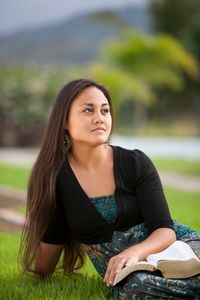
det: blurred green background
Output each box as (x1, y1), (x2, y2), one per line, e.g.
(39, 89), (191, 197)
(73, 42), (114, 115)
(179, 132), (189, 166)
(1, 0), (200, 231)
(0, 0), (200, 146)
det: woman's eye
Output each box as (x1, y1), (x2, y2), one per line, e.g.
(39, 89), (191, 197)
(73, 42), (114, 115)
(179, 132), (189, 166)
(84, 108), (93, 113)
(83, 108), (110, 114)
(102, 108), (110, 114)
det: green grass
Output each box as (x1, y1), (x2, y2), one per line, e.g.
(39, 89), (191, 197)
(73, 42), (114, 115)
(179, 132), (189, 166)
(16, 206), (26, 214)
(0, 163), (30, 189)
(0, 189), (200, 300)
(0, 162), (200, 299)
(152, 158), (200, 177)
(165, 188), (200, 232)
(0, 233), (113, 300)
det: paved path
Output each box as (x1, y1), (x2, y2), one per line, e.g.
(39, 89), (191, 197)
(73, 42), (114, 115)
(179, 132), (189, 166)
(0, 208), (24, 226)
(0, 186), (26, 229)
(159, 171), (200, 193)
(0, 147), (38, 167)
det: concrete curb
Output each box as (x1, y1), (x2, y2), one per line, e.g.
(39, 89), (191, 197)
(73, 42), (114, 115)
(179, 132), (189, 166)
(0, 185), (26, 202)
(0, 186), (26, 229)
(0, 208), (24, 227)
(159, 171), (200, 193)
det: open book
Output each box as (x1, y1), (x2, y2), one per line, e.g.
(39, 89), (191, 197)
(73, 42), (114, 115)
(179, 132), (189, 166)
(113, 240), (200, 286)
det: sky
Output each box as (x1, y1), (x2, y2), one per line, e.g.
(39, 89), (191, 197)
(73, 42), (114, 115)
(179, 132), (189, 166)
(0, 0), (148, 35)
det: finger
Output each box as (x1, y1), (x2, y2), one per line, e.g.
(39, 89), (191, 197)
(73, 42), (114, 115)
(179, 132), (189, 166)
(104, 256), (121, 285)
(108, 258), (127, 286)
(104, 258), (115, 285)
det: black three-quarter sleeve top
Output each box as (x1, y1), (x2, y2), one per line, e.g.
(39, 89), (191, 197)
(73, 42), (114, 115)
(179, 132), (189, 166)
(42, 145), (174, 245)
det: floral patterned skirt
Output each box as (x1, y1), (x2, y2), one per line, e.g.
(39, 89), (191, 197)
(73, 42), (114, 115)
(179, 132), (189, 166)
(83, 221), (200, 299)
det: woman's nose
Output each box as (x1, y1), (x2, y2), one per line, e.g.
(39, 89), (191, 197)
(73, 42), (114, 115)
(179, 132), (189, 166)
(93, 111), (104, 124)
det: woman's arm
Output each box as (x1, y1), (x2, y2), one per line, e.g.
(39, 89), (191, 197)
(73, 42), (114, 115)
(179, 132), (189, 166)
(35, 242), (64, 278)
(104, 227), (176, 286)
(104, 150), (176, 286)
(130, 227), (176, 260)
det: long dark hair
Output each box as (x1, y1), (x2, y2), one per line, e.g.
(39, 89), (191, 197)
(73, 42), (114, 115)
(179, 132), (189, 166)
(19, 79), (113, 275)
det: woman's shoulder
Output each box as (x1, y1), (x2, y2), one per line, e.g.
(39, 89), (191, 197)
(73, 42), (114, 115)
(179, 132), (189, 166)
(112, 144), (156, 176)
(111, 144), (149, 161)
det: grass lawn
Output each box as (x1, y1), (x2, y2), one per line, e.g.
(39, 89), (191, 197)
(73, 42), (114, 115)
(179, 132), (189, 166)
(0, 163), (31, 189)
(165, 188), (200, 232)
(0, 233), (113, 300)
(0, 164), (113, 299)
(0, 188), (200, 300)
(0, 161), (200, 299)
(152, 158), (200, 177)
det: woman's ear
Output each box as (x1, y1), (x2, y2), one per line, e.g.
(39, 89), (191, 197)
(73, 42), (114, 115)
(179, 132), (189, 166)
(63, 129), (72, 151)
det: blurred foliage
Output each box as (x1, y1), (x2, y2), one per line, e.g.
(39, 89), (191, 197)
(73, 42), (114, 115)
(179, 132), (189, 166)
(149, 0), (200, 130)
(0, 27), (199, 146)
(150, 0), (200, 59)
(86, 30), (199, 130)
(0, 66), (70, 146)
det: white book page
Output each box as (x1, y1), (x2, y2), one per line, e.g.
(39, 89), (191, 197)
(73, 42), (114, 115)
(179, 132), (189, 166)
(147, 241), (198, 266)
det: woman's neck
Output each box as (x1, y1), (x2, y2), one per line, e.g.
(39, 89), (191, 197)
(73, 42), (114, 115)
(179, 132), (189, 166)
(68, 144), (111, 172)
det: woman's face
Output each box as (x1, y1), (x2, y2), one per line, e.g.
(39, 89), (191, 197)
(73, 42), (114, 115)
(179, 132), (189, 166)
(66, 86), (112, 148)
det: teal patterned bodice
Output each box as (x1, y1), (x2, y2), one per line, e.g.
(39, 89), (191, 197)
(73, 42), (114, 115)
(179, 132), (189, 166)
(90, 194), (118, 224)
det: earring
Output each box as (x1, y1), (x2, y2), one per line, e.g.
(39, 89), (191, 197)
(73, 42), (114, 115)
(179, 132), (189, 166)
(64, 129), (72, 152)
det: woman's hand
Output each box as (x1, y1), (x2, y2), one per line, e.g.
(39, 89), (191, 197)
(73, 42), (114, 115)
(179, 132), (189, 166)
(103, 247), (139, 286)
(103, 228), (176, 287)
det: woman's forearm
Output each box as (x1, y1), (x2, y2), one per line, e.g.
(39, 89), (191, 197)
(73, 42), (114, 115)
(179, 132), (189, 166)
(130, 227), (176, 260)
(35, 242), (64, 277)
(104, 227), (176, 286)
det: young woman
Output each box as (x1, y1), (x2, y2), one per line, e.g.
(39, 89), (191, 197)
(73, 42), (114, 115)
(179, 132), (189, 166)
(20, 79), (200, 299)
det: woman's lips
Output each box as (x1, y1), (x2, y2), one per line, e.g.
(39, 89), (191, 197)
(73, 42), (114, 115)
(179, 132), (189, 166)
(91, 127), (105, 132)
